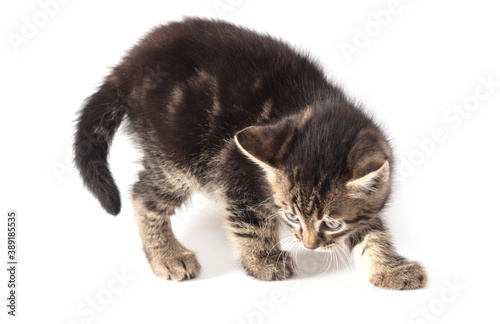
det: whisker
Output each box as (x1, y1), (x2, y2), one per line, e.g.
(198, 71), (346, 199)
(264, 240), (284, 265)
(265, 235), (295, 275)
(327, 251), (334, 274)
(338, 245), (354, 272)
(333, 249), (339, 274)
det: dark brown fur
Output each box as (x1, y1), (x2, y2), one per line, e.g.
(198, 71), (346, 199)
(74, 18), (426, 288)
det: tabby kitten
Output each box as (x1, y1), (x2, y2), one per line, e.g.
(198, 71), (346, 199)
(74, 18), (427, 289)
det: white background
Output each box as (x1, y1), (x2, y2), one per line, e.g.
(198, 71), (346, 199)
(1, 0), (499, 323)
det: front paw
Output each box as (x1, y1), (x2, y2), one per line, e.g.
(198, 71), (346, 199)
(243, 251), (295, 281)
(370, 262), (427, 290)
(148, 250), (201, 282)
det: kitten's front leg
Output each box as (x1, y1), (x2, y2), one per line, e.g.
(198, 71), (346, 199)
(226, 204), (294, 281)
(350, 228), (427, 290)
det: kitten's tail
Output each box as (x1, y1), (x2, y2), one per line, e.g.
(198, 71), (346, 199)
(74, 79), (126, 216)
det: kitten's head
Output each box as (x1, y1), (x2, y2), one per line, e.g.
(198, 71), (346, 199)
(235, 103), (392, 251)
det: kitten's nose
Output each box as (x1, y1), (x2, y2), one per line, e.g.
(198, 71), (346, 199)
(303, 242), (319, 250)
(302, 232), (320, 250)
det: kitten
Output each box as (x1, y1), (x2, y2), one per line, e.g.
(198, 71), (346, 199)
(74, 18), (427, 289)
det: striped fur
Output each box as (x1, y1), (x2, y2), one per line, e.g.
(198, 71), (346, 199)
(74, 18), (426, 288)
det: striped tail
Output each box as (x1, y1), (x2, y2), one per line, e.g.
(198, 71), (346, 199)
(74, 80), (126, 215)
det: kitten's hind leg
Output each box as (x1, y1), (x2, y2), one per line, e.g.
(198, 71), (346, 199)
(226, 202), (294, 281)
(132, 169), (201, 281)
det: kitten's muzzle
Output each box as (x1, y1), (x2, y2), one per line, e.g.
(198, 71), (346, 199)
(302, 232), (320, 250)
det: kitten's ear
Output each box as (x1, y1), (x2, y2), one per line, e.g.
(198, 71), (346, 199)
(346, 129), (392, 197)
(346, 160), (390, 197)
(234, 121), (294, 169)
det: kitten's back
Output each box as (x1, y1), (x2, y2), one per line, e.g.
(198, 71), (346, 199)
(117, 18), (339, 170)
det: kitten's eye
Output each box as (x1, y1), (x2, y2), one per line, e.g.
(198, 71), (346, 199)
(284, 212), (300, 223)
(323, 220), (342, 231)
